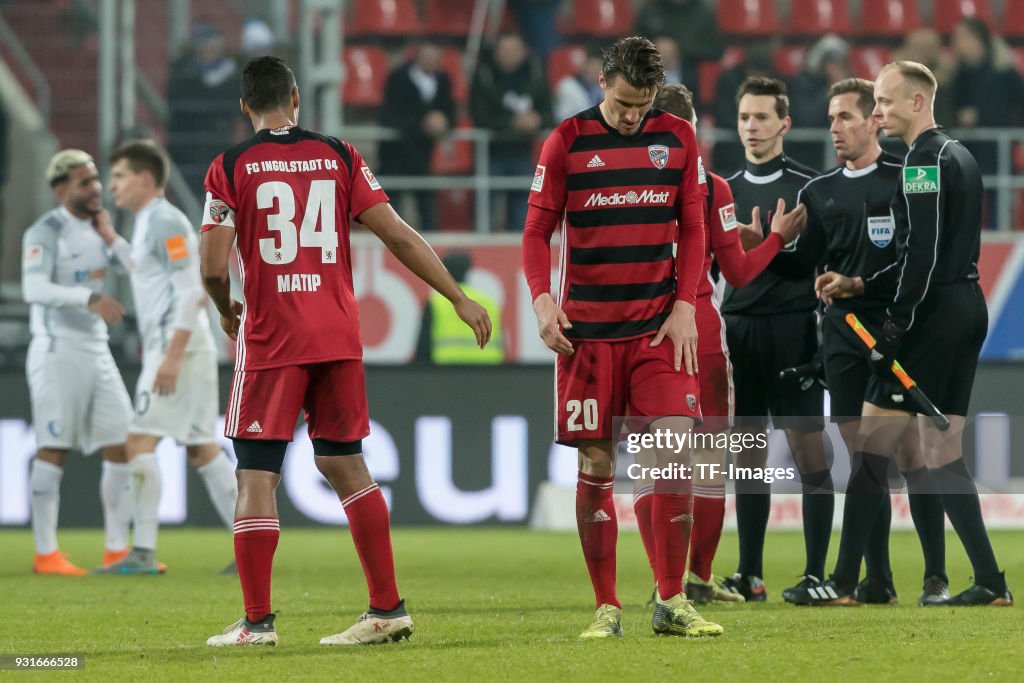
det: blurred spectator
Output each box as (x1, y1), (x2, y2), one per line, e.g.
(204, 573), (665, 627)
(242, 17), (275, 57)
(789, 35), (852, 129)
(788, 35), (852, 167)
(713, 39), (781, 173)
(509, 0), (563, 63)
(470, 33), (551, 231)
(416, 252), (504, 364)
(635, 0), (724, 96)
(167, 22), (240, 199)
(377, 42), (455, 232)
(654, 36), (683, 85)
(894, 28), (956, 128)
(951, 17), (1024, 228)
(553, 49), (603, 121)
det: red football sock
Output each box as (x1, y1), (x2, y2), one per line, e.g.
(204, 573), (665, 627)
(233, 517), (280, 623)
(633, 484), (656, 578)
(342, 483), (400, 612)
(576, 472), (620, 608)
(689, 485), (726, 583)
(653, 480), (694, 601)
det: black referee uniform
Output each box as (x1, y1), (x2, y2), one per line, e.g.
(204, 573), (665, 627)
(723, 155), (821, 427)
(771, 150), (951, 600)
(844, 127), (1009, 603)
(862, 129), (986, 415)
(722, 153), (819, 592)
(770, 151), (903, 419)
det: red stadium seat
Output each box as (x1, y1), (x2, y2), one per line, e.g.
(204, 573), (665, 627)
(850, 45), (892, 80)
(788, 0), (853, 35)
(547, 44), (588, 89)
(856, 0), (922, 37)
(341, 46), (390, 107)
(774, 45), (807, 77)
(436, 189), (474, 231)
(697, 46), (744, 106)
(347, 0), (422, 38)
(1006, 2), (1024, 40)
(933, 0), (994, 35)
(439, 48), (468, 103)
(425, 0), (473, 37)
(718, 0), (781, 36)
(563, 0), (635, 38)
(431, 116), (475, 175)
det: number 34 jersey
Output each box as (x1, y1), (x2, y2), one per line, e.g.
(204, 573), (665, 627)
(201, 125), (389, 371)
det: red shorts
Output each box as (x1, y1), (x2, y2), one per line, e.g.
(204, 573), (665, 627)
(555, 336), (702, 446)
(694, 294), (733, 434)
(225, 360), (370, 442)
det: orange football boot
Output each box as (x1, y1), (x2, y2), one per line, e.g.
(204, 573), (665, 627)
(33, 550), (87, 576)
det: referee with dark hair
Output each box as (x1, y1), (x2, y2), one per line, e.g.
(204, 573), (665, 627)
(719, 77), (825, 602)
(767, 77), (948, 606)
(814, 61), (1013, 606)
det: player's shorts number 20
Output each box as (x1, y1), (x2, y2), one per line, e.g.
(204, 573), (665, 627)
(257, 180), (338, 264)
(566, 398), (598, 431)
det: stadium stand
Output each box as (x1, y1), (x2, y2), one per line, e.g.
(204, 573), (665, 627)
(788, 0), (854, 36)
(342, 46), (391, 107)
(1005, 1), (1024, 41)
(933, 0), (995, 35)
(547, 44), (587, 89)
(717, 0), (781, 36)
(856, 0), (923, 37)
(850, 45), (893, 79)
(347, 0), (422, 39)
(562, 0), (635, 39)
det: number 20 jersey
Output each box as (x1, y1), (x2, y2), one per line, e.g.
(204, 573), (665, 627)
(201, 126), (389, 371)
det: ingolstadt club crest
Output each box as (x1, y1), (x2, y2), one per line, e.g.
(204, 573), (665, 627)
(648, 144), (669, 169)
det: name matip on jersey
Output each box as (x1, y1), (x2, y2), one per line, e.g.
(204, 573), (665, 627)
(201, 126), (388, 371)
(722, 155), (818, 315)
(529, 106), (706, 341)
(131, 197), (215, 354)
(772, 151), (904, 313)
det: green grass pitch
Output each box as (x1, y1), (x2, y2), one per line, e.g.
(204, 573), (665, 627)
(2, 528), (1022, 681)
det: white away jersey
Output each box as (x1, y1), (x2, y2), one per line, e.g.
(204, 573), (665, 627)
(22, 207), (114, 343)
(129, 198), (214, 354)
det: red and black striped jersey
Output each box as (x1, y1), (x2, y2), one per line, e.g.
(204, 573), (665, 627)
(528, 106), (707, 341)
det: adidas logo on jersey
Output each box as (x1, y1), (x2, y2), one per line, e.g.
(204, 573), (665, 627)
(586, 510), (612, 523)
(246, 421), (263, 434)
(584, 188), (671, 208)
(586, 155), (606, 168)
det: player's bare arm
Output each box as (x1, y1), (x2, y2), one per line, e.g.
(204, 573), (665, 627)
(814, 271), (864, 305)
(199, 224), (242, 341)
(358, 202), (492, 349)
(532, 292), (573, 356)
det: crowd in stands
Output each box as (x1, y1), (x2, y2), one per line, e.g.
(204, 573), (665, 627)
(160, 1), (1024, 231)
